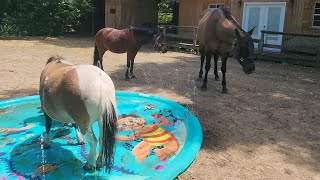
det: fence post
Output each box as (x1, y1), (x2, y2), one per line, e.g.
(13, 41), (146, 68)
(193, 27), (197, 47)
(258, 31), (265, 54)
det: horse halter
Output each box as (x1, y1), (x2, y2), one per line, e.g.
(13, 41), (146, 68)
(153, 35), (166, 52)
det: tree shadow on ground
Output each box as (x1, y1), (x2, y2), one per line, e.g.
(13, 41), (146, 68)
(104, 54), (320, 173)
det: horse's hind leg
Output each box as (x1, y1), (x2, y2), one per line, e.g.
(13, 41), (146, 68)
(198, 47), (205, 78)
(96, 117), (105, 169)
(73, 124), (85, 145)
(43, 112), (52, 149)
(221, 54), (228, 94)
(201, 52), (212, 91)
(213, 54), (220, 80)
(83, 127), (98, 170)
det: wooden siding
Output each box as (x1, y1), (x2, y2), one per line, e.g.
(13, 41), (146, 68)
(179, 0), (231, 27)
(105, 0), (157, 29)
(179, 0), (320, 34)
(302, 0), (320, 33)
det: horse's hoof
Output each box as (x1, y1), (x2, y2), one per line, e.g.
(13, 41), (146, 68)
(222, 89), (228, 94)
(198, 75), (203, 79)
(201, 85), (207, 91)
(78, 141), (85, 145)
(96, 162), (103, 170)
(43, 144), (50, 149)
(130, 74), (136, 79)
(63, 123), (73, 127)
(125, 76), (130, 81)
(83, 162), (95, 171)
(96, 156), (104, 169)
(215, 76), (220, 81)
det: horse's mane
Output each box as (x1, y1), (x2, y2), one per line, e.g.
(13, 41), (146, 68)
(219, 6), (244, 31)
(129, 26), (157, 36)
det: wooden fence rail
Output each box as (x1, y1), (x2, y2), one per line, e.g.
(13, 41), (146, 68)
(161, 25), (198, 49)
(160, 26), (319, 67)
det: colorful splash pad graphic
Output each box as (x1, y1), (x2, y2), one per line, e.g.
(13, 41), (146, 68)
(0, 92), (202, 180)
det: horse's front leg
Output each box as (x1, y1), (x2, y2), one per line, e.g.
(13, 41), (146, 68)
(83, 127), (98, 170)
(125, 57), (130, 80)
(213, 54), (220, 80)
(43, 113), (52, 149)
(126, 50), (138, 79)
(201, 53), (212, 91)
(221, 54), (228, 93)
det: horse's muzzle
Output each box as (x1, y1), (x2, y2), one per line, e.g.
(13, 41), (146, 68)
(158, 44), (167, 53)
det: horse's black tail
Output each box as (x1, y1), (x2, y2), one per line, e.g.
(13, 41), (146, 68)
(93, 44), (100, 68)
(101, 103), (117, 173)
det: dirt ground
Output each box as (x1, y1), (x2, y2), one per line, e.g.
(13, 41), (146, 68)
(1, 37), (320, 180)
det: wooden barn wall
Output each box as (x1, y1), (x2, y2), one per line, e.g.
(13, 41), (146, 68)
(179, 0), (320, 34)
(105, 0), (121, 28)
(230, 0), (320, 34)
(105, 0), (157, 29)
(179, 0), (231, 27)
(302, 0), (320, 34)
(120, 0), (157, 28)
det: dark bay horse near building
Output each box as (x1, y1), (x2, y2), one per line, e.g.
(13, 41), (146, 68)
(93, 26), (167, 79)
(39, 56), (118, 172)
(197, 7), (256, 93)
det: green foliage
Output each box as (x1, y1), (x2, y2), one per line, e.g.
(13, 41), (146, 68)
(0, 0), (93, 36)
(158, 13), (173, 24)
(157, 0), (179, 24)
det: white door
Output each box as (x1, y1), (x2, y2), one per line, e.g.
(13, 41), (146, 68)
(243, 3), (286, 51)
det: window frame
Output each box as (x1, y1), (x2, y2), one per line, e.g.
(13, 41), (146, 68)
(312, 2), (320, 28)
(207, 3), (224, 10)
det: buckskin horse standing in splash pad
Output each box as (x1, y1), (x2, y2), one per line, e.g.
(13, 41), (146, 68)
(39, 56), (118, 172)
(197, 7), (256, 93)
(93, 26), (168, 79)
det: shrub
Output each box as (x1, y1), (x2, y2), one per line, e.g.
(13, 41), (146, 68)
(0, 0), (93, 36)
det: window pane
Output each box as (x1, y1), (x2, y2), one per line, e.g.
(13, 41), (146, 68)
(247, 7), (260, 36)
(266, 7), (281, 41)
(313, 20), (320, 27)
(316, 3), (320, 8)
(314, 15), (320, 21)
(315, 9), (320, 14)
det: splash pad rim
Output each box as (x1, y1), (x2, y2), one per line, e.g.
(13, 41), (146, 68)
(0, 91), (203, 180)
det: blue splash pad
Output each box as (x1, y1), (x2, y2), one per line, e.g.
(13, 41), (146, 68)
(0, 92), (202, 180)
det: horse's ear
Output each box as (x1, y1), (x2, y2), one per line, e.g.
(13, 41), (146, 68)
(248, 26), (255, 35)
(235, 29), (241, 38)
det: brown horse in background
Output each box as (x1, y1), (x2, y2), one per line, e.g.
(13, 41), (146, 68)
(93, 26), (167, 79)
(197, 7), (256, 93)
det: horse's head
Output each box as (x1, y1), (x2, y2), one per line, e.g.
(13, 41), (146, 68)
(46, 56), (64, 64)
(232, 27), (256, 74)
(45, 56), (73, 66)
(153, 29), (167, 53)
